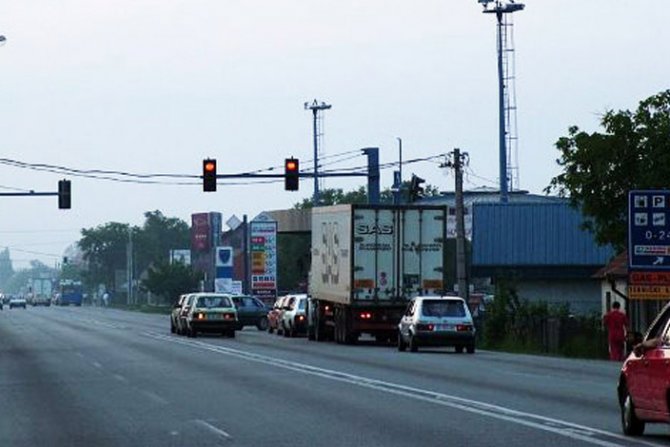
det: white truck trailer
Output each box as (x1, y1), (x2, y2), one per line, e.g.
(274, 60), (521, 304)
(308, 204), (448, 344)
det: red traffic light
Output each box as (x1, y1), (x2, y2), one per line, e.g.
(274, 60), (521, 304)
(285, 157), (299, 191)
(203, 158), (217, 192)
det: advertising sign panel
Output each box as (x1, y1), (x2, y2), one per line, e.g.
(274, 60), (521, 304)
(250, 213), (277, 298)
(628, 190), (670, 270)
(191, 213), (211, 252)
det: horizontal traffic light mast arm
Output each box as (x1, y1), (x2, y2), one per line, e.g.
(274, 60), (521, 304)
(205, 172), (367, 179)
(0, 192), (58, 197)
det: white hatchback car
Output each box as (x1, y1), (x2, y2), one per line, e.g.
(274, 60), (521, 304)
(398, 296), (476, 353)
(280, 294), (308, 337)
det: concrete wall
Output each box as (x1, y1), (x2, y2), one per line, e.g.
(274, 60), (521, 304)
(516, 279), (602, 315)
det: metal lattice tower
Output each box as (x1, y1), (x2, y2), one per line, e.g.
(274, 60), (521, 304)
(480, 0), (524, 203)
(502, 13), (520, 192)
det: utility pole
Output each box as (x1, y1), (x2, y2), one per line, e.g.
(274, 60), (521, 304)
(304, 99), (332, 206)
(127, 227), (134, 305)
(441, 149), (469, 301)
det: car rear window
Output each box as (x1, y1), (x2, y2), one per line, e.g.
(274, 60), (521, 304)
(196, 296), (232, 308)
(421, 300), (466, 318)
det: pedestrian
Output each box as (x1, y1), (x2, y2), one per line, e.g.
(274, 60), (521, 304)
(603, 301), (629, 361)
(102, 292), (109, 307)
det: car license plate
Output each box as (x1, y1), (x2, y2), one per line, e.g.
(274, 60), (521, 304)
(436, 324), (453, 331)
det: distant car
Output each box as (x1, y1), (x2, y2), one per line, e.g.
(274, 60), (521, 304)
(267, 296), (287, 334)
(618, 301), (670, 436)
(397, 296), (476, 353)
(9, 296), (27, 309)
(183, 293), (238, 338)
(176, 294), (197, 335)
(31, 295), (51, 307)
(230, 295), (269, 330)
(280, 294), (308, 338)
(170, 294), (189, 334)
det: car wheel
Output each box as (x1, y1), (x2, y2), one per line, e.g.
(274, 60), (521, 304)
(170, 321), (176, 334)
(621, 386), (645, 436)
(188, 327), (196, 338)
(268, 325), (274, 334)
(283, 323), (290, 338)
(256, 317), (269, 331)
(455, 345), (464, 354)
(228, 330), (236, 339)
(409, 334), (419, 352)
(397, 332), (407, 352)
(466, 344), (476, 354)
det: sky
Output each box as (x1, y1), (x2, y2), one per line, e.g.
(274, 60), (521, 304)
(0, 0), (668, 269)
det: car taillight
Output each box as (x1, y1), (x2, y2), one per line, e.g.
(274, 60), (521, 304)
(417, 324), (435, 331)
(197, 313), (205, 320)
(359, 312), (372, 320)
(324, 305), (330, 312)
(456, 324), (473, 332)
(297, 315), (305, 322)
(224, 313), (234, 320)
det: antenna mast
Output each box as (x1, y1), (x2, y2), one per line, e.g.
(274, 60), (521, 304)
(480, 0), (524, 203)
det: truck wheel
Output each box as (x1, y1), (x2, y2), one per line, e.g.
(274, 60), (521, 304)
(268, 324), (274, 334)
(397, 332), (407, 352)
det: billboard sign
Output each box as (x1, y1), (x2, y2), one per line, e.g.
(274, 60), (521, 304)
(191, 213), (211, 252)
(170, 249), (191, 265)
(628, 190), (670, 270)
(250, 213), (277, 298)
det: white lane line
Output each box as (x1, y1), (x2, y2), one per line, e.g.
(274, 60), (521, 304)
(92, 361), (102, 369)
(113, 374), (128, 383)
(141, 390), (169, 405)
(144, 331), (664, 447)
(75, 352), (85, 358)
(194, 419), (232, 439)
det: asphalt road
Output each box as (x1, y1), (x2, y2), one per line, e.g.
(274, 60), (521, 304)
(1, 305), (669, 447)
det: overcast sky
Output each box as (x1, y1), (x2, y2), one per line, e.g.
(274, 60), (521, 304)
(0, 1), (668, 269)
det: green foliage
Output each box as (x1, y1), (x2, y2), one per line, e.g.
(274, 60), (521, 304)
(77, 211), (190, 295)
(294, 182), (441, 209)
(277, 233), (311, 292)
(546, 90), (670, 251)
(480, 281), (607, 359)
(141, 262), (202, 304)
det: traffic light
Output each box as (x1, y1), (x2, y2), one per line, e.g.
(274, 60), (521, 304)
(285, 157), (299, 191)
(203, 158), (217, 192)
(409, 174), (425, 203)
(58, 179), (71, 209)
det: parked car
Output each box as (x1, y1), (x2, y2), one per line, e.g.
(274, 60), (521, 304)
(9, 296), (28, 309)
(230, 295), (269, 330)
(30, 295), (51, 307)
(170, 294), (189, 334)
(280, 294), (308, 338)
(397, 296), (476, 353)
(267, 296), (287, 334)
(618, 301), (670, 436)
(183, 293), (238, 338)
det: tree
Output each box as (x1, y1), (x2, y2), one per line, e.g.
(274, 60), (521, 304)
(79, 222), (132, 293)
(134, 210), (190, 275)
(141, 262), (202, 305)
(294, 183), (441, 209)
(546, 90), (670, 251)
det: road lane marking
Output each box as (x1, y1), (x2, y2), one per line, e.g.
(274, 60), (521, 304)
(194, 420), (232, 439)
(143, 331), (663, 447)
(141, 390), (169, 406)
(113, 374), (128, 383)
(92, 361), (102, 369)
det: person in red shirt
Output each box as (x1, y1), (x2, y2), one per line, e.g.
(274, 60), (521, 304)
(603, 301), (629, 361)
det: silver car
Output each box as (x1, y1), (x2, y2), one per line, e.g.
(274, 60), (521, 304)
(280, 294), (308, 338)
(397, 296), (476, 353)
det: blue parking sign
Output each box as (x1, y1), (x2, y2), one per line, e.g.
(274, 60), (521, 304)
(629, 190), (670, 270)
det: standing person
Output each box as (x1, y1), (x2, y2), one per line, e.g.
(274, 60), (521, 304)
(102, 291), (109, 307)
(603, 301), (629, 361)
